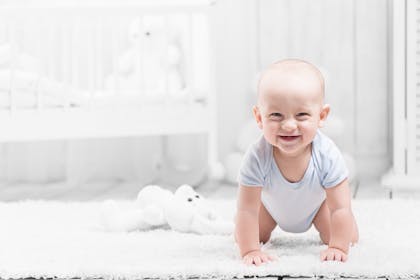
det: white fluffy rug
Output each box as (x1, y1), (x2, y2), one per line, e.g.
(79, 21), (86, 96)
(1, 199), (420, 279)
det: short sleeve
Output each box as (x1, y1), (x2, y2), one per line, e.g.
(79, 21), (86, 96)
(320, 142), (349, 188)
(237, 138), (269, 187)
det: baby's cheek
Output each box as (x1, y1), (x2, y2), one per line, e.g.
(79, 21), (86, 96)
(263, 129), (277, 141)
(265, 122), (279, 133)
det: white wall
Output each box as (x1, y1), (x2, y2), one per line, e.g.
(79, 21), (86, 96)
(217, 0), (390, 180)
(0, 0), (391, 186)
(211, 0), (258, 163)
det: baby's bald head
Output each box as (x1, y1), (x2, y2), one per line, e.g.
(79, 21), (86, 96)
(257, 59), (325, 107)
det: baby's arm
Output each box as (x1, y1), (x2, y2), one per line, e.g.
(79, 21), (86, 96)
(322, 179), (359, 261)
(235, 185), (275, 265)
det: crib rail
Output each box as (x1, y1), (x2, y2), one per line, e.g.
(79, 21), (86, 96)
(0, 105), (211, 142)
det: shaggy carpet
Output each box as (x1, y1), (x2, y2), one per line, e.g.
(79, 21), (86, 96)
(0, 199), (419, 279)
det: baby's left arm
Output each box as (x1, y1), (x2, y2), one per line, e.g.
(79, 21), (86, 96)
(322, 179), (358, 261)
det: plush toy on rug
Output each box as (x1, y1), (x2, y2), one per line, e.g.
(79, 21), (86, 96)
(101, 184), (233, 235)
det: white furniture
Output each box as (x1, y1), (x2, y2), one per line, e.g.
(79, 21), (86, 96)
(0, 1), (218, 180)
(381, 0), (420, 197)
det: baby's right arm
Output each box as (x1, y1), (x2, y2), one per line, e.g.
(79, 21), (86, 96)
(235, 185), (275, 265)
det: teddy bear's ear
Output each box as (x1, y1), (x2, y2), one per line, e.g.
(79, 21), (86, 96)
(175, 184), (195, 196)
(136, 184), (173, 210)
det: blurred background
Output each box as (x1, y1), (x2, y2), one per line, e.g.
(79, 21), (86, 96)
(0, 0), (416, 201)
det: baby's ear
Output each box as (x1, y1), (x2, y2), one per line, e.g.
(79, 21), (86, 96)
(252, 106), (263, 129)
(318, 104), (330, 128)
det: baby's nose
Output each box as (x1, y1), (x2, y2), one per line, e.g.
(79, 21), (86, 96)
(282, 119), (297, 131)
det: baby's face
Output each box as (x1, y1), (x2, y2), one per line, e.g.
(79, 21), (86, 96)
(254, 63), (329, 157)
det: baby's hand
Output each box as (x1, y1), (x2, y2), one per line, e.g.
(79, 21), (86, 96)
(243, 250), (277, 266)
(320, 247), (348, 262)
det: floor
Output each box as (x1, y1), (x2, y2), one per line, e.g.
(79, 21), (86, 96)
(1, 178), (419, 280)
(0, 176), (415, 202)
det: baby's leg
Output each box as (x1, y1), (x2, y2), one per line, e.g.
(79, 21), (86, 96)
(259, 203), (277, 244)
(312, 200), (331, 244)
(312, 200), (359, 245)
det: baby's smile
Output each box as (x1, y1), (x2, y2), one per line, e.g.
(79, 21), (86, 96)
(278, 135), (301, 142)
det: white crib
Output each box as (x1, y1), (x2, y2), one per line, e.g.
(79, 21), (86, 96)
(0, 1), (218, 174)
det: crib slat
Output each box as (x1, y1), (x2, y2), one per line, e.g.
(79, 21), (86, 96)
(35, 18), (43, 111)
(135, 16), (145, 98)
(95, 17), (104, 92)
(8, 24), (16, 112)
(87, 18), (95, 105)
(164, 14), (170, 102)
(45, 24), (55, 89)
(187, 12), (194, 101)
(61, 20), (70, 108)
(71, 17), (80, 91)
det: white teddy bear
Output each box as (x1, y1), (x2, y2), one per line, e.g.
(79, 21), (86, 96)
(105, 17), (186, 98)
(101, 184), (233, 235)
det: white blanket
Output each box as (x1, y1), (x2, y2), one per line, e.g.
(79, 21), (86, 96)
(0, 199), (419, 279)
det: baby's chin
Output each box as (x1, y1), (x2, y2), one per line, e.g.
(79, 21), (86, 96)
(274, 144), (302, 156)
(273, 139), (311, 157)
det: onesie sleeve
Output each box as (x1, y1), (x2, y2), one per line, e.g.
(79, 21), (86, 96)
(317, 136), (349, 188)
(237, 138), (268, 187)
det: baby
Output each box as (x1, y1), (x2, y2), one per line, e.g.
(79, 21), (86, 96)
(235, 59), (359, 265)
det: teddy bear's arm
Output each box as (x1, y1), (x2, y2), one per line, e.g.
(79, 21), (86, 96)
(189, 214), (234, 235)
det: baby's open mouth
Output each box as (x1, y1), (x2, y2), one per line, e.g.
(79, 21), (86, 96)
(279, 135), (300, 141)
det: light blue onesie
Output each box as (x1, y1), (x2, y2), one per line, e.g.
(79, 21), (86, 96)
(238, 130), (348, 233)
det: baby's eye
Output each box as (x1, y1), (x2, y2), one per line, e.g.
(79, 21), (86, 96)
(269, 113), (283, 120)
(296, 112), (310, 119)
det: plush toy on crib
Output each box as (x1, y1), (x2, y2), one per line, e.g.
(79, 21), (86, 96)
(101, 184), (233, 235)
(105, 17), (186, 98)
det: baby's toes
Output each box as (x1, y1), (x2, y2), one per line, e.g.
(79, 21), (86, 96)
(260, 255), (269, 263)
